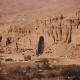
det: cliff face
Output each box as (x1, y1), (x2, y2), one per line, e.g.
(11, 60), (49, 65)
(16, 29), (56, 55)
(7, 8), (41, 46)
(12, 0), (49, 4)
(0, 10), (80, 57)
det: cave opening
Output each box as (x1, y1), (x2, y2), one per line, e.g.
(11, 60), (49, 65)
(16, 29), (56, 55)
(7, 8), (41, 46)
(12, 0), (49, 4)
(36, 36), (44, 56)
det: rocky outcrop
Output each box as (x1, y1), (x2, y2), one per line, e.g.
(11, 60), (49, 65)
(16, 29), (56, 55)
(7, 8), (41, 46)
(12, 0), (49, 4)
(0, 10), (80, 55)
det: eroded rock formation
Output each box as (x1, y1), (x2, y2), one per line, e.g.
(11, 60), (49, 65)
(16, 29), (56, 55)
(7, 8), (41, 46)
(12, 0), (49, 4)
(0, 10), (80, 55)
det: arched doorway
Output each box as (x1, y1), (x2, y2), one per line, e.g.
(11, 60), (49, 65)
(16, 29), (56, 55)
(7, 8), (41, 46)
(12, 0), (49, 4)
(36, 36), (44, 56)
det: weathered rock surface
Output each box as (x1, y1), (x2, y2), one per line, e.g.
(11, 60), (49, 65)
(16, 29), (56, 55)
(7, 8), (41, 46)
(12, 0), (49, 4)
(0, 10), (80, 60)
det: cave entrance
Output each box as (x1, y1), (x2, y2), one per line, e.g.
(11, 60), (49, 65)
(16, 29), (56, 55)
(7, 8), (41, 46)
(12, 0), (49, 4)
(36, 36), (44, 56)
